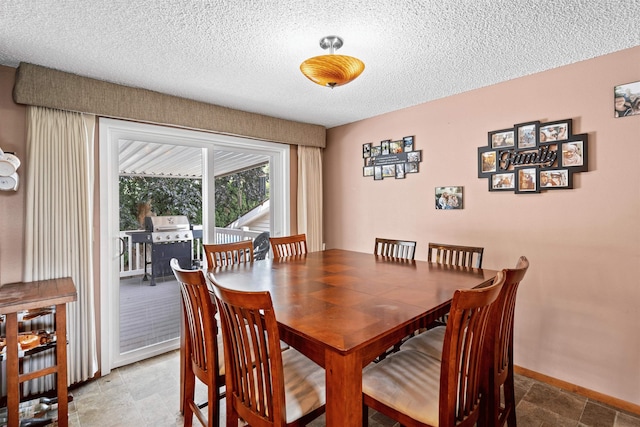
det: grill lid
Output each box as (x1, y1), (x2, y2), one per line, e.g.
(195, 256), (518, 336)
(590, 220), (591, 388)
(144, 215), (190, 232)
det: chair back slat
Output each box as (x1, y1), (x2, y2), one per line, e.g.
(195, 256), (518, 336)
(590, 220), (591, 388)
(204, 240), (254, 270)
(439, 271), (504, 427)
(428, 242), (484, 268)
(374, 238), (417, 260)
(269, 233), (308, 259)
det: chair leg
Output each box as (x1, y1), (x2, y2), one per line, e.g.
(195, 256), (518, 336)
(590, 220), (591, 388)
(504, 372), (517, 427)
(207, 378), (219, 427)
(183, 367), (196, 427)
(362, 403), (369, 427)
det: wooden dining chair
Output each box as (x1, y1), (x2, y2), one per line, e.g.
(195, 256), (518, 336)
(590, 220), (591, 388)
(400, 256), (529, 427)
(374, 238), (417, 260)
(170, 258), (224, 427)
(427, 242), (484, 268)
(210, 280), (326, 427)
(269, 233), (308, 259)
(203, 240), (254, 270)
(361, 271), (505, 427)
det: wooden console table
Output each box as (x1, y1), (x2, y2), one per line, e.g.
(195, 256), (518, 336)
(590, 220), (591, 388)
(0, 277), (77, 427)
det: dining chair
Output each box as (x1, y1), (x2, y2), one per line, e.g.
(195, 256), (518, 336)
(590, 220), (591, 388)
(203, 240), (254, 270)
(400, 256), (529, 427)
(373, 238), (417, 260)
(427, 242), (484, 268)
(170, 258), (224, 427)
(361, 270), (505, 427)
(269, 233), (308, 259)
(210, 280), (326, 427)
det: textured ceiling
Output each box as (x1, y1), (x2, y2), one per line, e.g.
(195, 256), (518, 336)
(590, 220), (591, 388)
(0, 1), (639, 128)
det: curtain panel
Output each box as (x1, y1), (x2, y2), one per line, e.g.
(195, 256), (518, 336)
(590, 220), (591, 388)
(23, 106), (98, 390)
(297, 146), (323, 252)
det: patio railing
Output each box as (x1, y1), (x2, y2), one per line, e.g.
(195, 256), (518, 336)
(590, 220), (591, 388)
(118, 227), (263, 278)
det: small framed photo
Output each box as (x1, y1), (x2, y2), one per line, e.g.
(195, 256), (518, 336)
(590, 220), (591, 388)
(395, 163), (406, 179)
(560, 136), (587, 171)
(364, 157), (374, 167)
(489, 128), (515, 148)
(389, 140), (403, 154)
(406, 150), (421, 163)
(540, 169), (572, 189)
(374, 166), (382, 180)
(382, 164), (395, 178)
(515, 121), (539, 149)
(403, 136), (414, 152)
(478, 149), (497, 176)
(516, 168), (538, 193)
(491, 173), (515, 191)
(371, 146), (381, 157)
(363, 143), (372, 158)
(539, 119), (572, 143)
(381, 140), (390, 156)
(406, 162), (419, 173)
(435, 186), (463, 210)
(363, 166), (374, 177)
(614, 81), (640, 118)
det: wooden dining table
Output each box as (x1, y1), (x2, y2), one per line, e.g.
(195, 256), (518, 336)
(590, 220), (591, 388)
(210, 248), (497, 427)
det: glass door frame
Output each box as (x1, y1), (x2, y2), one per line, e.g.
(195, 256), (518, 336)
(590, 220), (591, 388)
(98, 118), (290, 374)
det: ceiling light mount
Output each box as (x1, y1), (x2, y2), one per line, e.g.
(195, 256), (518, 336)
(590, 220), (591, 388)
(300, 35), (364, 88)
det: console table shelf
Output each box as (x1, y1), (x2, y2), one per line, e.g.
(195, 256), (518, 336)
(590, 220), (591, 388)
(0, 278), (76, 427)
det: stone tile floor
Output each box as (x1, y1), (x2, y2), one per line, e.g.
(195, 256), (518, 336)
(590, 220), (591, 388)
(66, 350), (640, 427)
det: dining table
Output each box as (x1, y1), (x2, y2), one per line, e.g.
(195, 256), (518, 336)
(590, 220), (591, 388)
(210, 248), (497, 427)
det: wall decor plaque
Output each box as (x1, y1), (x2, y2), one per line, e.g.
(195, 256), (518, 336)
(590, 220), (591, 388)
(478, 118), (588, 193)
(363, 136), (421, 180)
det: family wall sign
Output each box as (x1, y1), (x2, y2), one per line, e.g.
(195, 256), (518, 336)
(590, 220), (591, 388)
(478, 118), (588, 193)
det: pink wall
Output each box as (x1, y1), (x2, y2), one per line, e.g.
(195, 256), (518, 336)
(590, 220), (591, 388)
(0, 66), (26, 285)
(325, 47), (640, 406)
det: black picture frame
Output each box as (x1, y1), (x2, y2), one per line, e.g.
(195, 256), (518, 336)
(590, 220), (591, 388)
(403, 136), (414, 152)
(371, 146), (381, 157)
(406, 150), (421, 163)
(389, 140), (403, 154)
(489, 128), (515, 149)
(539, 119), (572, 143)
(373, 166), (382, 180)
(381, 164), (395, 178)
(478, 147), (497, 177)
(363, 143), (372, 158)
(395, 163), (406, 179)
(381, 140), (390, 156)
(515, 120), (539, 149)
(560, 135), (588, 172)
(435, 186), (463, 209)
(406, 162), (419, 173)
(490, 172), (515, 191)
(515, 167), (539, 194)
(540, 168), (573, 189)
(363, 166), (374, 177)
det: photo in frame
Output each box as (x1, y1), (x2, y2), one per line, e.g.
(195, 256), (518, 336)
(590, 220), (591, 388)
(374, 166), (382, 180)
(560, 137), (587, 171)
(516, 168), (538, 193)
(371, 146), (381, 157)
(406, 162), (419, 173)
(540, 169), (571, 189)
(480, 150), (497, 174)
(363, 166), (374, 177)
(491, 172), (515, 190)
(539, 119), (571, 143)
(381, 140), (390, 155)
(515, 121), (539, 149)
(363, 143), (372, 158)
(403, 136), (414, 152)
(395, 163), (406, 179)
(489, 128), (515, 148)
(390, 140), (403, 154)
(407, 150), (421, 163)
(614, 81), (640, 118)
(435, 186), (463, 210)
(382, 165), (395, 178)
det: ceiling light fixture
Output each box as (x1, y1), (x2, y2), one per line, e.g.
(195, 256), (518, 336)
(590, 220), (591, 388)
(300, 36), (364, 88)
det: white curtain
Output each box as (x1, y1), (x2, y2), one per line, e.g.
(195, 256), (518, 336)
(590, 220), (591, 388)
(297, 146), (323, 252)
(23, 106), (98, 390)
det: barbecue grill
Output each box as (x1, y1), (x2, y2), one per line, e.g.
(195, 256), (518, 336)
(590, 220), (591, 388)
(128, 215), (194, 286)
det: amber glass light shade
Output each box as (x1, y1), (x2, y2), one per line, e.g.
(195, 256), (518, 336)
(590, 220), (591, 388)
(300, 54), (365, 88)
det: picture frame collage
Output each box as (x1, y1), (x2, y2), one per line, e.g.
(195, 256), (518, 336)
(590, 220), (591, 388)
(363, 136), (422, 180)
(478, 118), (588, 193)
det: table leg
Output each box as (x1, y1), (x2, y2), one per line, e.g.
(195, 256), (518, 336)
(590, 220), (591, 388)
(6, 313), (19, 427)
(324, 350), (362, 427)
(56, 304), (69, 427)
